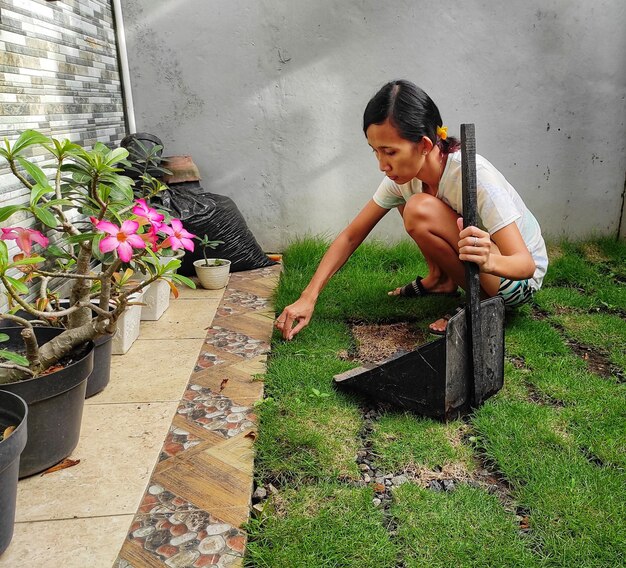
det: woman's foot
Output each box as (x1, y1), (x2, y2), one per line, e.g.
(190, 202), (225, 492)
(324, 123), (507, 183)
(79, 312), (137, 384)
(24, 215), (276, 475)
(429, 306), (464, 335)
(388, 275), (459, 297)
(428, 315), (451, 335)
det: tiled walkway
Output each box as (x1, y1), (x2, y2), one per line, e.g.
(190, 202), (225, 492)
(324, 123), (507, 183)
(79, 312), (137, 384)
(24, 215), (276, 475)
(0, 265), (279, 568)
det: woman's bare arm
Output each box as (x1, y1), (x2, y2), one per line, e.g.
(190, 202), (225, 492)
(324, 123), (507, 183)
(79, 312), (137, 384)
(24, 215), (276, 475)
(276, 199), (389, 340)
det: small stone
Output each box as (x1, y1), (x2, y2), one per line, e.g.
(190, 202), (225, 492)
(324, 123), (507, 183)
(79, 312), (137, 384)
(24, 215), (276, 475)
(391, 475), (408, 486)
(170, 531), (197, 546)
(428, 480), (442, 492)
(385, 479), (392, 486)
(267, 483), (279, 495)
(132, 525), (156, 539)
(165, 550), (200, 568)
(193, 555), (220, 567)
(363, 473), (371, 483)
(359, 463), (370, 472)
(170, 523), (189, 537)
(155, 544), (178, 559)
(384, 473), (393, 479)
(226, 534), (246, 554)
(144, 529), (171, 551)
(252, 503), (265, 516)
(442, 479), (455, 492)
(198, 535), (226, 555)
(372, 498), (382, 507)
(375, 477), (385, 485)
(149, 484), (165, 495)
(252, 487), (267, 500)
(185, 511), (211, 532)
(357, 450), (367, 458)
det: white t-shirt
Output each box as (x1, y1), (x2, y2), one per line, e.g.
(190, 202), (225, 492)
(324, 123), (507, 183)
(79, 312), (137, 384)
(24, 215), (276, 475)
(372, 151), (548, 290)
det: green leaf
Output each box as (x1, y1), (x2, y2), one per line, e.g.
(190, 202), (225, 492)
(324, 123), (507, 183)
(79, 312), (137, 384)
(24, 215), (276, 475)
(4, 275), (29, 295)
(9, 256), (45, 267)
(16, 156), (53, 189)
(32, 206), (58, 228)
(46, 245), (73, 259)
(0, 240), (8, 272)
(104, 147), (129, 166)
(10, 130), (50, 156)
(0, 333), (8, 343)
(65, 232), (98, 244)
(171, 274), (196, 289)
(0, 205), (25, 222)
(29, 182), (56, 207)
(45, 198), (75, 208)
(0, 349), (29, 366)
(91, 233), (104, 261)
(162, 259), (182, 273)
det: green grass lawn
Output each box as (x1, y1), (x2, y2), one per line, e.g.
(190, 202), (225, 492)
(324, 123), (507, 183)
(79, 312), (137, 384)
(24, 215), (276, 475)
(245, 237), (626, 568)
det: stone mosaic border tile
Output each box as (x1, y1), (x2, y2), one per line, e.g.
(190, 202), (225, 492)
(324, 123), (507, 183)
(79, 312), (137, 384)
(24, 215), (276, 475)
(115, 265), (280, 568)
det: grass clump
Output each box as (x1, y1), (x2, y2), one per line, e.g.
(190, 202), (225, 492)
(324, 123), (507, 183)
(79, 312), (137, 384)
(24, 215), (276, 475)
(372, 413), (474, 472)
(391, 483), (541, 567)
(245, 484), (398, 567)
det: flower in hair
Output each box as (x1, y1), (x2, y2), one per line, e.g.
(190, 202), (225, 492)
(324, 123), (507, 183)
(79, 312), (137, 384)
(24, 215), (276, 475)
(437, 125), (448, 140)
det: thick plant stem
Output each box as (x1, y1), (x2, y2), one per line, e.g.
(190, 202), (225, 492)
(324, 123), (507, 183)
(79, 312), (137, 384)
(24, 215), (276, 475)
(20, 325), (41, 372)
(68, 246), (94, 328)
(38, 319), (109, 370)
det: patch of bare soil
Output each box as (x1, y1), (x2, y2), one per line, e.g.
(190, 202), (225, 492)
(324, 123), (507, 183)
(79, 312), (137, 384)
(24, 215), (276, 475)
(565, 339), (625, 382)
(340, 322), (431, 364)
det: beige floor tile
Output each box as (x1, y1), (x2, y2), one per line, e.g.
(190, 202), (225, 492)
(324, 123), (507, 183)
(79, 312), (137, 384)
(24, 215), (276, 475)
(138, 297), (222, 339)
(15, 401), (177, 522)
(0, 514), (133, 568)
(88, 337), (203, 404)
(175, 281), (226, 300)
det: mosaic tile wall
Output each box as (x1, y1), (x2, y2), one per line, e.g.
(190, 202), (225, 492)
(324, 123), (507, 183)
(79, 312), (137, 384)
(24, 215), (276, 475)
(0, 0), (127, 309)
(0, 0), (127, 202)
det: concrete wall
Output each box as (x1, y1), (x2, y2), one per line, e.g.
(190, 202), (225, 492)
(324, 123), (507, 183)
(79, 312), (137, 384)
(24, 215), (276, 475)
(122, 0), (626, 250)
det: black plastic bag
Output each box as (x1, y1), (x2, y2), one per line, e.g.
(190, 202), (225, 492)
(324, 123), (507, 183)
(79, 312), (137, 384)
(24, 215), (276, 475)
(154, 181), (276, 274)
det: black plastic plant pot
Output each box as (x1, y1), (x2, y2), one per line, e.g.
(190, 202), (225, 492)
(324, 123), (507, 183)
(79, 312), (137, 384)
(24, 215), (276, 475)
(0, 390), (28, 556)
(86, 333), (113, 398)
(0, 313), (113, 399)
(0, 327), (93, 478)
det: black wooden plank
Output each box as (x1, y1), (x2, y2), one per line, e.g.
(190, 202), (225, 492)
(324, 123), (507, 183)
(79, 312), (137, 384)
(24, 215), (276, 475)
(460, 123), (481, 407)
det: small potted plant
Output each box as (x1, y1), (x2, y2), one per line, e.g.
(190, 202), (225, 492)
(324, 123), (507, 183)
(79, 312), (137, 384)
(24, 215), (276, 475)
(193, 234), (230, 289)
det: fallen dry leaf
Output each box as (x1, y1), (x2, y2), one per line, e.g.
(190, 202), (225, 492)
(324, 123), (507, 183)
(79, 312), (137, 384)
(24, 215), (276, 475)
(219, 378), (229, 391)
(519, 516), (530, 529)
(3, 425), (16, 439)
(41, 458), (80, 475)
(244, 430), (258, 441)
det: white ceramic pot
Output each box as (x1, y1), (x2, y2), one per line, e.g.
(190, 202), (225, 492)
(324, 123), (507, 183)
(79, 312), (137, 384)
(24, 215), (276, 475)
(109, 290), (146, 355)
(141, 280), (170, 321)
(193, 259), (231, 290)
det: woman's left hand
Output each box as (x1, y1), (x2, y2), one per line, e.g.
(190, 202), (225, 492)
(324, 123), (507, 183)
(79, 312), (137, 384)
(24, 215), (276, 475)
(456, 218), (493, 272)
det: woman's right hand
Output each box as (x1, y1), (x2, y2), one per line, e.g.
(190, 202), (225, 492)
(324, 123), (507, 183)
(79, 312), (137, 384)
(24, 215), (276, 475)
(275, 295), (315, 341)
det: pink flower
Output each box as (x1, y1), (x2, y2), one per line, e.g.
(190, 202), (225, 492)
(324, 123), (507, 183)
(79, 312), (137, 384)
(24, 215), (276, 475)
(140, 225), (159, 249)
(132, 199), (165, 228)
(161, 219), (195, 251)
(94, 219), (146, 262)
(0, 227), (49, 254)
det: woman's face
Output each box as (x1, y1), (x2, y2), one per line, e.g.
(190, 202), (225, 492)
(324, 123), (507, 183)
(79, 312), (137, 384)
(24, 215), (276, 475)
(366, 119), (425, 185)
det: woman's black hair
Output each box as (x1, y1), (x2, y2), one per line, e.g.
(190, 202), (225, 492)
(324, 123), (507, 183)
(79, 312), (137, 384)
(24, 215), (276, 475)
(363, 80), (459, 154)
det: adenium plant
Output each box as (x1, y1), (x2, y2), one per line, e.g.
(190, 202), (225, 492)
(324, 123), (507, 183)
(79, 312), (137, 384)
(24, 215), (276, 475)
(0, 130), (196, 383)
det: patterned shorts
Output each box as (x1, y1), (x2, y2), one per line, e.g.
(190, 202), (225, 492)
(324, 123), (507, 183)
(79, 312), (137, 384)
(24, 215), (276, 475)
(498, 278), (534, 307)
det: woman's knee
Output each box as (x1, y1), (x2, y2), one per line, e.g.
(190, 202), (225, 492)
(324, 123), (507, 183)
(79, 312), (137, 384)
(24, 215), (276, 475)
(403, 193), (455, 234)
